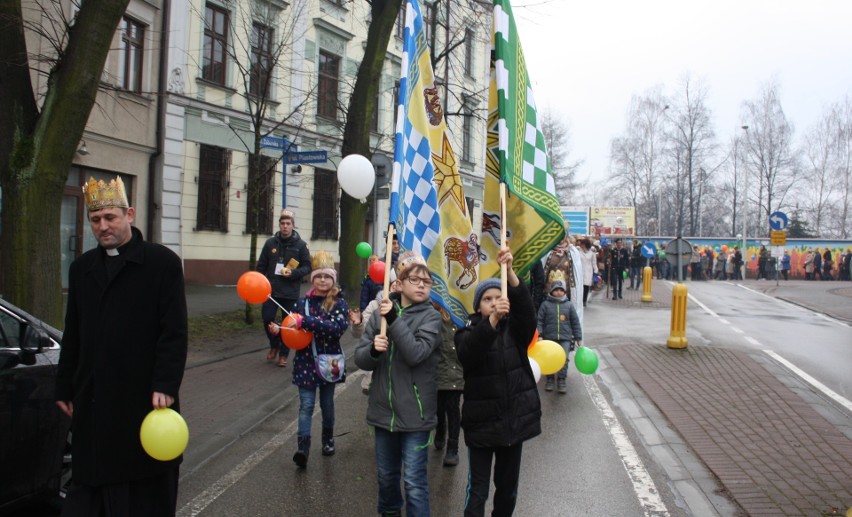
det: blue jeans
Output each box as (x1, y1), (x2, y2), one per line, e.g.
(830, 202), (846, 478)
(629, 266), (643, 288)
(297, 384), (335, 438)
(374, 427), (431, 516)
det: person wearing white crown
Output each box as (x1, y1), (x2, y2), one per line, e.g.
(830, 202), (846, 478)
(56, 176), (188, 516)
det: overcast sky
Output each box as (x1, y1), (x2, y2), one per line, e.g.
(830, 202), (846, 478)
(512, 0), (852, 187)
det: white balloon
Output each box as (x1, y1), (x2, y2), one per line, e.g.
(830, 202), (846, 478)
(529, 357), (542, 383)
(337, 154), (375, 199)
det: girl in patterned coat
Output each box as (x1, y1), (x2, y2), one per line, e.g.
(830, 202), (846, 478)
(268, 251), (349, 467)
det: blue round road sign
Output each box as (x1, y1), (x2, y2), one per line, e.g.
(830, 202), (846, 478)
(640, 242), (657, 258)
(768, 211), (788, 231)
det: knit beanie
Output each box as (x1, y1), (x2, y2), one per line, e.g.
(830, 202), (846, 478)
(473, 278), (502, 311)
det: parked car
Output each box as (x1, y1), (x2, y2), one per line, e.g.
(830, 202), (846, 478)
(0, 298), (71, 515)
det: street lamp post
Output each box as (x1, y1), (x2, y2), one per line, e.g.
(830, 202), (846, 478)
(741, 125), (749, 280)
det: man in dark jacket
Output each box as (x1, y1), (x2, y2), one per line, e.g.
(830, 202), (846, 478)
(256, 209), (312, 366)
(609, 238), (629, 299)
(455, 247), (541, 517)
(56, 176), (188, 516)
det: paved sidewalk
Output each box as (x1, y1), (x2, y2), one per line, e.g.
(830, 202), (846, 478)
(610, 344), (852, 516)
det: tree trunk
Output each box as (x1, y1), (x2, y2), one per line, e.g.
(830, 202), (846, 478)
(338, 0), (401, 305)
(0, 0), (131, 325)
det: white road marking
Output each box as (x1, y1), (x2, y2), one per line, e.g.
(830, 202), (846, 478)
(686, 292), (718, 318)
(718, 318), (729, 325)
(737, 284), (848, 328)
(744, 336), (762, 346)
(177, 370), (368, 517)
(763, 350), (852, 413)
(731, 327), (744, 334)
(585, 375), (670, 516)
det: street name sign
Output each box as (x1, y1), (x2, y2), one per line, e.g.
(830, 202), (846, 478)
(283, 151), (328, 164)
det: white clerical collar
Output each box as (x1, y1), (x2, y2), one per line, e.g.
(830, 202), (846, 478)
(106, 248), (120, 256)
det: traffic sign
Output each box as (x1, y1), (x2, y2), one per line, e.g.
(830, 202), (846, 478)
(283, 150), (328, 164)
(770, 230), (787, 246)
(664, 238), (692, 267)
(769, 211), (788, 231)
(640, 242), (657, 258)
(260, 136), (294, 151)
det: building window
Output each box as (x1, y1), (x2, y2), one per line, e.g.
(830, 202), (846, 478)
(250, 22), (273, 97)
(423, 2), (434, 50)
(118, 18), (145, 92)
(312, 169), (338, 240)
(462, 108), (473, 162)
(317, 51), (340, 119)
(246, 154), (275, 235)
(203, 4), (228, 85)
(197, 145), (230, 231)
(393, 80), (400, 113)
(395, 7), (405, 39)
(371, 88), (380, 131)
(464, 29), (474, 77)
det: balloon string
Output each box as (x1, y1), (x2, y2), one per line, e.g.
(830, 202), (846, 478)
(268, 295), (292, 315)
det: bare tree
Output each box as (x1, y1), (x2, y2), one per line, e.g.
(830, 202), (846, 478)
(665, 76), (716, 236)
(608, 87), (669, 235)
(740, 81), (799, 238)
(800, 108), (836, 236)
(1, 0), (131, 323)
(828, 95), (852, 238)
(198, 0), (311, 322)
(540, 108), (582, 205)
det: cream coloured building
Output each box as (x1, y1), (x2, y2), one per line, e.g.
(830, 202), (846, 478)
(162, 0), (492, 284)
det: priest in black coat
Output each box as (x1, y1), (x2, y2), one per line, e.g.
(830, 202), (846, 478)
(56, 177), (188, 516)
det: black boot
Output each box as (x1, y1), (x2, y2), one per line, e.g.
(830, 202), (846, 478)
(434, 428), (445, 450)
(443, 439), (459, 467)
(293, 436), (310, 468)
(321, 427), (335, 456)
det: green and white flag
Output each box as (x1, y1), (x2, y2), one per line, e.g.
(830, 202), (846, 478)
(480, 0), (565, 279)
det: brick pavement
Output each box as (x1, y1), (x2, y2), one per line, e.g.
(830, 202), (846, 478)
(611, 344), (852, 517)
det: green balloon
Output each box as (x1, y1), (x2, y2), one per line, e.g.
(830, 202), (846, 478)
(356, 242), (373, 259)
(659, 251), (666, 258)
(622, 270), (628, 279)
(575, 346), (599, 375)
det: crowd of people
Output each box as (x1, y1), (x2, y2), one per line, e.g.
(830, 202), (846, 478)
(58, 187), (849, 517)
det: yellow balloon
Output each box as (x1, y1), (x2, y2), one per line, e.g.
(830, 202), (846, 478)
(140, 408), (189, 461)
(528, 340), (566, 375)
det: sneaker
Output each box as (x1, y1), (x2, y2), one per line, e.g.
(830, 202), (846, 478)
(545, 378), (555, 391)
(266, 349), (277, 361)
(277, 357), (288, 367)
(557, 379), (567, 393)
(322, 441), (335, 456)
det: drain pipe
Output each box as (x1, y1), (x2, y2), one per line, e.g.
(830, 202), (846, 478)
(148, 0), (171, 242)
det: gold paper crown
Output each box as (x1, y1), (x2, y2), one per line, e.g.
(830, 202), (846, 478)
(82, 176), (128, 211)
(396, 251), (426, 276)
(311, 251), (335, 270)
(547, 270), (566, 284)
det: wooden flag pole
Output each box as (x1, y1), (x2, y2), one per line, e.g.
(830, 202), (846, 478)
(500, 182), (508, 296)
(380, 225), (396, 336)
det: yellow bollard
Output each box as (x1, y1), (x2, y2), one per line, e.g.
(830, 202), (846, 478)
(641, 266), (653, 302)
(667, 283), (688, 349)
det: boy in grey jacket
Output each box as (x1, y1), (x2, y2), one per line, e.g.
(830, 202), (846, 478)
(354, 260), (442, 517)
(536, 280), (582, 393)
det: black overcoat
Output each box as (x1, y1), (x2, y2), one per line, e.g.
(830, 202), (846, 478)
(56, 227), (188, 486)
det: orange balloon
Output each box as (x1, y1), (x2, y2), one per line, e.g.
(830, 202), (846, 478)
(280, 314), (312, 350)
(237, 272), (271, 304)
(528, 329), (540, 349)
